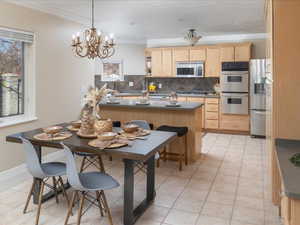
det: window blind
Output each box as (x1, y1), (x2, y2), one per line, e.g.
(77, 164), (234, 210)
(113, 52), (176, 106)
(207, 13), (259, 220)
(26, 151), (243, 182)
(0, 27), (34, 43)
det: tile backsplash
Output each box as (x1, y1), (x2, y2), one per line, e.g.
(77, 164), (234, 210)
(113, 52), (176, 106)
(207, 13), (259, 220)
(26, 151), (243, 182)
(146, 77), (219, 93)
(95, 75), (219, 93)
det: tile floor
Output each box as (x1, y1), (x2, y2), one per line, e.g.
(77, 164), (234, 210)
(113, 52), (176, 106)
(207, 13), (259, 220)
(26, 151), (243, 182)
(0, 133), (282, 225)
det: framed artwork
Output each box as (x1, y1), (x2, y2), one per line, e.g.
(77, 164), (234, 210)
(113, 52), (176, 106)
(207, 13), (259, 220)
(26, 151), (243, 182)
(100, 59), (124, 81)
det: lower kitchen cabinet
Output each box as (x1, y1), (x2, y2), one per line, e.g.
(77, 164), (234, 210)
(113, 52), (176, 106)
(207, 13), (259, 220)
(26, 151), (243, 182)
(219, 114), (250, 131)
(205, 98), (219, 129)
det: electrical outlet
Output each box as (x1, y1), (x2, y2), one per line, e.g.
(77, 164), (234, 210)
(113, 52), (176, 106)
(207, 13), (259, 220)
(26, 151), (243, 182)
(158, 83), (162, 89)
(129, 81), (134, 87)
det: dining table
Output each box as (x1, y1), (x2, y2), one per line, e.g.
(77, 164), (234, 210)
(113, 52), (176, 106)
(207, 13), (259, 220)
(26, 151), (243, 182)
(6, 122), (177, 225)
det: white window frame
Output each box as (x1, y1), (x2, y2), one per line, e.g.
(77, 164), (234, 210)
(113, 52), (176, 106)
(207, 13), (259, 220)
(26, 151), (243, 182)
(0, 29), (36, 128)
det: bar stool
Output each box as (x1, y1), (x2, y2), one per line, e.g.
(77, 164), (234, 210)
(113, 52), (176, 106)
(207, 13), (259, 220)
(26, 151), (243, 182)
(20, 137), (70, 225)
(156, 125), (188, 171)
(61, 143), (119, 225)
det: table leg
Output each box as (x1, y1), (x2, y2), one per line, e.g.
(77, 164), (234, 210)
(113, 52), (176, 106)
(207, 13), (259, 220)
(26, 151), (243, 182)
(146, 155), (155, 202)
(123, 155), (156, 225)
(123, 159), (134, 225)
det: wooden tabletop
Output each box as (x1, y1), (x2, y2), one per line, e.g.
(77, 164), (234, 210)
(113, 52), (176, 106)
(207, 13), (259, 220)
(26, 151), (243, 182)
(6, 123), (177, 161)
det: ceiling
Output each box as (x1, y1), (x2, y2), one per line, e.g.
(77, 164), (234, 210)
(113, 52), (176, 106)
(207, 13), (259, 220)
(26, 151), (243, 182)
(6, 0), (266, 43)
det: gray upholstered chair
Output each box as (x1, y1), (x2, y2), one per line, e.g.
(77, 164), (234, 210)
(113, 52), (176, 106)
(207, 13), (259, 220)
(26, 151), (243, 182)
(61, 143), (119, 225)
(21, 137), (69, 225)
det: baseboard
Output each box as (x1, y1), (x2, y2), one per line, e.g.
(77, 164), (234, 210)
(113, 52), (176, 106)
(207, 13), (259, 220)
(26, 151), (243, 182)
(0, 150), (65, 184)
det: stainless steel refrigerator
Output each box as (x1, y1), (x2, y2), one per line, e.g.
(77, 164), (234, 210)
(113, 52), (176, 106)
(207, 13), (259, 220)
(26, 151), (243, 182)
(250, 59), (266, 137)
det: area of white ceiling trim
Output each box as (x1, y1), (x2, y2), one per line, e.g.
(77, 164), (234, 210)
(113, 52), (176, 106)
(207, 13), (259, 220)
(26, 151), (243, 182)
(147, 33), (267, 47)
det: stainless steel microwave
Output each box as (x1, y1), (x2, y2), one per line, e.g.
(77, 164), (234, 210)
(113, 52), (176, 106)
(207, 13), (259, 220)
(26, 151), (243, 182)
(176, 61), (204, 77)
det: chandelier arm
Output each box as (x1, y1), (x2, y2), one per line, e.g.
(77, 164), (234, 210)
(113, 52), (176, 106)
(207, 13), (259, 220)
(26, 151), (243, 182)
(75, 45), (88, 58)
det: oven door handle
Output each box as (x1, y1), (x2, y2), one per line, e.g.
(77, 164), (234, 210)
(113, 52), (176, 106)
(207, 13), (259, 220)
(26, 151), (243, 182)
(221, 93), (248, 97)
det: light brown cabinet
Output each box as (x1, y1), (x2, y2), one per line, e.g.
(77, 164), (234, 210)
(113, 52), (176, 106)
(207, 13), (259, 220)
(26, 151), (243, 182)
(146, 43), (251, 78)
(186, 97), (205, 129)
(205, 98), (219, 129)
(206, 48), (220, 77)
(151, 50), (162, 76)
(235, 45), (251, 61)
(220, 46), (235, 62)
(162, 49), (173, 76)
(219, 114), (250, 131)
(190, 48), (206, 61)
(173, 48), (189, 62)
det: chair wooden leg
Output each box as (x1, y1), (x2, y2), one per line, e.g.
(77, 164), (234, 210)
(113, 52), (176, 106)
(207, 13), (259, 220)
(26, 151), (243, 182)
(35, 181), (45, 225)
(23, 179), (35, 214)
(58, 176), (70, 208)
(96, 191), (104, 217)
(184, 135), (188, 166)
(52, 177), (59, 204)
(101, 190), (113, 225)
(79, 156), (87, 172)
(77, 192), (85, 225)
(64, 191), (77, 225)
(179, 154), (183, 171)
(98, 156), (105, 172)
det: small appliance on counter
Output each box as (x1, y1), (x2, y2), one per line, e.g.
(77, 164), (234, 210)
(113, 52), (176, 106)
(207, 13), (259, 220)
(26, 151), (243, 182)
(220, 62), (249, 115)
(250, 59), (267, 137)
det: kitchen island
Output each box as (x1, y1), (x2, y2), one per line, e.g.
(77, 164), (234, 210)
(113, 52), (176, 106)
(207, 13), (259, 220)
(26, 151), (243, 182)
(99, 99), (204, 162)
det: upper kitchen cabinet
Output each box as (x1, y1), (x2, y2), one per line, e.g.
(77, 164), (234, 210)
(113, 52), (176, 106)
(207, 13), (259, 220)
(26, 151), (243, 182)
(151, 49), (163, 76)
(220, 46), (235, 62)
(173, 47), (190, 62)
(190, 47), (206, 61)
(220, 43), (252, 62)
(235, 43), (251, 61)
(206, 47), (220, 77)
(161, 48), (173, 76)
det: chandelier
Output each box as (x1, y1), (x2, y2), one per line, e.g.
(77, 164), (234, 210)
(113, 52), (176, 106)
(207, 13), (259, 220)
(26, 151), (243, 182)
(184, 29), (202, 46)
(71, 0), (116, 59)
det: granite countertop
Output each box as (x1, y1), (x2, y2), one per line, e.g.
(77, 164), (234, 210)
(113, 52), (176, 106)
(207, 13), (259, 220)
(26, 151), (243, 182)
(275, 139), (300, 199)
(99, 99), (204, 110)
(116, 92), (220, 98)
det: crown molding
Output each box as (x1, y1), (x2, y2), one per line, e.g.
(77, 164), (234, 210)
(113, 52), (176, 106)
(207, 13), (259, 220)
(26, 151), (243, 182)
(147, 33), (267, 47)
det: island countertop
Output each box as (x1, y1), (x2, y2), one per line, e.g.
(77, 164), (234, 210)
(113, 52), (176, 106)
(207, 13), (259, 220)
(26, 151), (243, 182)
(99, 100), (204, 110)
(275, 139), (300, 199)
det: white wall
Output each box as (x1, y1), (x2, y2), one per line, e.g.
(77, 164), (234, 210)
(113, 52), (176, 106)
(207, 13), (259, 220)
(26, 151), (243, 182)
(95, 43), (146, 76)
(0, 2), (94, 171)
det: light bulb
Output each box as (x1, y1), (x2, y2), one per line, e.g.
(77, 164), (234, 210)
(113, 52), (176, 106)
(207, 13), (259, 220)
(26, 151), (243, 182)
(72, 34), (75, 40)
(97, 31), (102, 36)
(76, 32), (80, 37)
(109, 33), (114, 39)
(105, 36), (109, 41)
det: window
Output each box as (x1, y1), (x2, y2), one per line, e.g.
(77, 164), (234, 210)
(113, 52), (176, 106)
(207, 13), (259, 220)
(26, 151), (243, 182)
(0, 27), (35, 127)
(0, 38), (24, 117)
